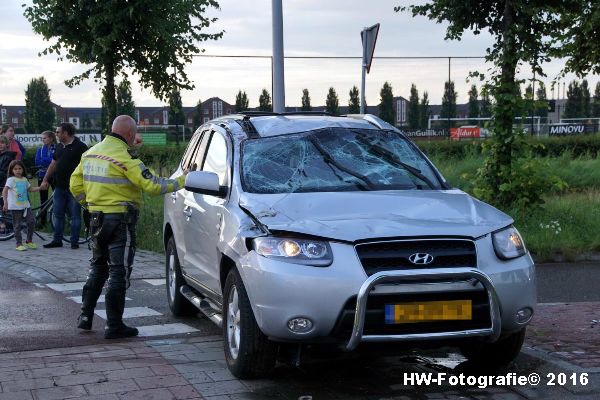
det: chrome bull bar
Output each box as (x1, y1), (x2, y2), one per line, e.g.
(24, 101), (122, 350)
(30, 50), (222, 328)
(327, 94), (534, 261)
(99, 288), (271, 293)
(344, 268), (502, 352)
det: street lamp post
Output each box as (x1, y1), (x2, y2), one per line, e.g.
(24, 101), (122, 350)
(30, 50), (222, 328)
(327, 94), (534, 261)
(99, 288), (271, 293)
(272, 0), (285, 113)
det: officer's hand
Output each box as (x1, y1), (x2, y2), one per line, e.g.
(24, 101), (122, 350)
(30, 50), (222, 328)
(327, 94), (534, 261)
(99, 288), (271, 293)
(183, 168), (190, 175)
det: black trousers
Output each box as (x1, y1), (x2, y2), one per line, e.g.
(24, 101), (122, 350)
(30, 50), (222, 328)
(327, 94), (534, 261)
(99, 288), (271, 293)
(80, 212), (137, 328)
(37, 178), (54, 225)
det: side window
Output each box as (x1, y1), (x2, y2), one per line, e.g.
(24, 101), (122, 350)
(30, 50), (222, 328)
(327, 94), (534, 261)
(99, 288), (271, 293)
(181, 132), (203, 169)
(190, 131), (212, 171)
(202, 132), (228, 186)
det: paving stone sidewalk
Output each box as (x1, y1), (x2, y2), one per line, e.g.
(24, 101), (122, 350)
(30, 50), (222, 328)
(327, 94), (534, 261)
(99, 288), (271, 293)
(2, 239), (600, 398)
(0, 238), (164, 284)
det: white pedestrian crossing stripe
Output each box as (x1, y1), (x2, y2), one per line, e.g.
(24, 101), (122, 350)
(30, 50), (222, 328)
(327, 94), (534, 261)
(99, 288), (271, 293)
(95, 307), (162, 319)
(137, 323), (199, 337)
(67, 295), (132, 304)
(143, 279), (165, 286)
(46, 282), (86, 292)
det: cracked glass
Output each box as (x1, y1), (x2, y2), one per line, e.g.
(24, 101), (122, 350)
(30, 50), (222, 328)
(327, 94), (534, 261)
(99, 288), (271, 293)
(241, 128), (441, 194)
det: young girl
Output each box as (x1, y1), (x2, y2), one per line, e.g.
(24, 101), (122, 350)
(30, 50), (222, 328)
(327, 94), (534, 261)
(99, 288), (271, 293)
(2, 160), (40, 251)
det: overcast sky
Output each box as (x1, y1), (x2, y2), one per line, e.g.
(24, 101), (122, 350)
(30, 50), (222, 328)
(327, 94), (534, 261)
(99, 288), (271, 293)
(0, 0), (597, 108)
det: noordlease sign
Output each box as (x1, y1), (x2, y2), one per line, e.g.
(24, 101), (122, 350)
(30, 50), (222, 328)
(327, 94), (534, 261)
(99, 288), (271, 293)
(15, 133), (102, 147)
(548, 124), (591, 136)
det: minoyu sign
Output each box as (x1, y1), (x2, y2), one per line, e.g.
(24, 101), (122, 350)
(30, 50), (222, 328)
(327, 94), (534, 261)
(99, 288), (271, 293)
(549, 124), (590, 136)
(16, 133), (102, 147)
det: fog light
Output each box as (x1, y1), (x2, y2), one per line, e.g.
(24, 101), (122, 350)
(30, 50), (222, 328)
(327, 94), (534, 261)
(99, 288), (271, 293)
(516, 307), (533, 324)
(287, 317), (313, 333)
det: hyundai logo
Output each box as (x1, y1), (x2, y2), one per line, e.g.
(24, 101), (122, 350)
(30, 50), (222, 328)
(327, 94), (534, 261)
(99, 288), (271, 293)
(408, 253), (435, 265)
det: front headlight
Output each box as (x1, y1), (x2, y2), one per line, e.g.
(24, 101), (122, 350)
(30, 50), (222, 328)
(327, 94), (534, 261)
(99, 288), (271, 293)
(253, 237), (332, 266)
(492, 226), (526, 260)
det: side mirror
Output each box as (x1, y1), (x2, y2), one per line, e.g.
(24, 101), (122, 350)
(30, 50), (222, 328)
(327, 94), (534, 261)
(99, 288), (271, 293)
(185, 171), (227, 197)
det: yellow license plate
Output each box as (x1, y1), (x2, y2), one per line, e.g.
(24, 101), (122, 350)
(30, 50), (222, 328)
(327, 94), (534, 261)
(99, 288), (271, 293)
(384, 300), (472, 324)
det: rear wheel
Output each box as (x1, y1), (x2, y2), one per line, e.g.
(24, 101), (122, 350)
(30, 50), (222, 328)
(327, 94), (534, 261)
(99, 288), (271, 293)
(0, 213), (15, 241)
(223, 268), (277, 378)
(166, 237), (196, 316)
(460, 328), (526, 366)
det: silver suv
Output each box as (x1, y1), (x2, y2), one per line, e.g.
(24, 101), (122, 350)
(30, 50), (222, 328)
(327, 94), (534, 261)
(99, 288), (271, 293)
(163, 113), (536, 378)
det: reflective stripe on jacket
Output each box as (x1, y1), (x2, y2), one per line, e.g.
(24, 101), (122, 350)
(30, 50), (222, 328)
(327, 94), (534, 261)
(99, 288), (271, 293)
(69, 135), (185, 213)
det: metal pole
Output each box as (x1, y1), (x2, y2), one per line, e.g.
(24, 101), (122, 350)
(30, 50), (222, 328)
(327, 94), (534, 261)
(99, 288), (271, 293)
(360, 29), (367, 114)
(531, 72), (535, 135)
(447, 57), (451, 133)
(272, 0), (285, 113)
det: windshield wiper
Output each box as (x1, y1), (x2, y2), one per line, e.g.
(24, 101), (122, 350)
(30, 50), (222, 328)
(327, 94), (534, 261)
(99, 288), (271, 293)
(308, 135), (376, 190)
(355, 134), (437, 190)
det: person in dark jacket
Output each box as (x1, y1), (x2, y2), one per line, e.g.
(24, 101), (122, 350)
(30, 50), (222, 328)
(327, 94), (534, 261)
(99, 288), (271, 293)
(0, 135), (17, 208)
(35, 130), (57, 226)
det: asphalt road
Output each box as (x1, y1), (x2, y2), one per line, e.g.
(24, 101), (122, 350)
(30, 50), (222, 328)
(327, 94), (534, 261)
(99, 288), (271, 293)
(536, 262), (600, 303)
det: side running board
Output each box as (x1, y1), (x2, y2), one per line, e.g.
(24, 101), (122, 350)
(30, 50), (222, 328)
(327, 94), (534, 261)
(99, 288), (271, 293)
(180, 285), (223, 328)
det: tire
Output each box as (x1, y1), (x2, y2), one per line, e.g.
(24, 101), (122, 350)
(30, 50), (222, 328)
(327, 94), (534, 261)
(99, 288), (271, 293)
(223, 268), (277, 379)
(460, 328), (526, 366)
(166, 237), (196, 316)
(0, 214), (15, 241)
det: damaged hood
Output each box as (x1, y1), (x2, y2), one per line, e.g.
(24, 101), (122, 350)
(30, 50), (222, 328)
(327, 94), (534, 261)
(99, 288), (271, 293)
(239, 190), (512, 242)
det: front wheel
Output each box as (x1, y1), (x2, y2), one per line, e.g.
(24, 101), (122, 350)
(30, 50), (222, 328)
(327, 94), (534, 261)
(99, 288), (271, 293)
(223, 268), (277, 379)
(0, 213), (15, 241)
(460, 328), (526, 366)
(165, 237), (196, 316)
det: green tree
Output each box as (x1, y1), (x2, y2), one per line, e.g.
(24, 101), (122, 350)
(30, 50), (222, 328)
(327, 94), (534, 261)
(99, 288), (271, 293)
(440, 80), (457, 129)
(301, 89), (312, 111)
(116, 78), (136, 119)
(467, 84), (479, 125)
(408, 84), (420, 129)
(553, 1), (600, 77)
(419, 91), (430, 129)
(169, 90), (185, 126)
(523, 84), (534, 121)
(564, 81), (583, 118)
(193, 99), (203, 130)
(24, 0), (222, 126)
(258, 89), (272, 112)
(348, 86), (360, 114)
(24, 76), (55, 133)
(480, 90), (492, 118)
(325, 87), (339, 115)
(100, 89), (108, 135)
(535, 82), (548, 120)
(593, 82), (600, 118)
(378, 82), (395, 124)
(235, 90), (249, 112)
(581, 79), (591, 117)
(397, 1), (566, 209)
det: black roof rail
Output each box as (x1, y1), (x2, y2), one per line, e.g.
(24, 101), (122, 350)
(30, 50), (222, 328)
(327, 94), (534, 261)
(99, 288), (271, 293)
(235, 115), (261, 139)
(236, 111), (336, 118)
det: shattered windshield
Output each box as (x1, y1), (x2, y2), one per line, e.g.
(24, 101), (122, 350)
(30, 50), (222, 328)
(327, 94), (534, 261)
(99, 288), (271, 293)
(241, 127), (442, 194)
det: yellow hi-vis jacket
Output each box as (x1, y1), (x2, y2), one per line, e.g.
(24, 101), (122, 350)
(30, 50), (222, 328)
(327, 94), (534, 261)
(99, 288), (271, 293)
(70, 134), (185, 213)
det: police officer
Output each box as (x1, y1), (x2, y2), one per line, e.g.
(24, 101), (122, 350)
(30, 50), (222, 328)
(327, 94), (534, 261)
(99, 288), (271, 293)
(70, 115), (187, 339)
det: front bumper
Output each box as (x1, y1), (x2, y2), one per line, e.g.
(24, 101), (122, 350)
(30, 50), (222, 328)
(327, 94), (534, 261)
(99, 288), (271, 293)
(238, 239), (536, 346)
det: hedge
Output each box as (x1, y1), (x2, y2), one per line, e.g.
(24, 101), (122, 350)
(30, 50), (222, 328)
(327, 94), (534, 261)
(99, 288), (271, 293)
(416, 134), (600, 159)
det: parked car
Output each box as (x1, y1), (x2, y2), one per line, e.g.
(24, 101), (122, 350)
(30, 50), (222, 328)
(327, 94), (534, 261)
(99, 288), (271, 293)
(163, 112), (536, 378)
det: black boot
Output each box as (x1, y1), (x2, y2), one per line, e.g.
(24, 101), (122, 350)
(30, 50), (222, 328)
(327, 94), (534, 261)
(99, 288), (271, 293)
(79, 270), (106, 331)
(77, 314), (93, 330)
(105, 272), (137, 339)
(104, 324), (139, 339)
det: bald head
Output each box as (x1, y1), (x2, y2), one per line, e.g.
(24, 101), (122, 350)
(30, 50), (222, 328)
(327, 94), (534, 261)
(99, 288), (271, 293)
(111, 115), (137, 145)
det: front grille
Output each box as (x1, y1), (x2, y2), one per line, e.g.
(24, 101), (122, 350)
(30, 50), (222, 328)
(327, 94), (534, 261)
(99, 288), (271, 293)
(355, 239), (476, 276)
(331, 290), (491, 338)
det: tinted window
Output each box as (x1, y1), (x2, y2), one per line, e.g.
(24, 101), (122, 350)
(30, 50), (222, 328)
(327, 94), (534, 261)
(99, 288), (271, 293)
(242, 128), (441, 194)
(190, 131), (212, 171)
(202, 132), (228, 185)
(181, 132), (203, 170)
